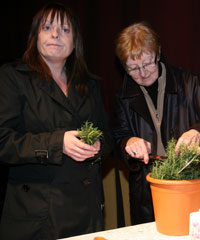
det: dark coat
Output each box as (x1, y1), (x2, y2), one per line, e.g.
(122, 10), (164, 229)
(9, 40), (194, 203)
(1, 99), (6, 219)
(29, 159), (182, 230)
(0, 62), (113, 240)
(112, 62), (200, 224)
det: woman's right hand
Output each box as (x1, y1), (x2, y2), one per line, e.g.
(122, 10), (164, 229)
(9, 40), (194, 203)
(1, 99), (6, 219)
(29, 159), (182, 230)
(63, 131), (100, 161)
(125, 137), (151, 164)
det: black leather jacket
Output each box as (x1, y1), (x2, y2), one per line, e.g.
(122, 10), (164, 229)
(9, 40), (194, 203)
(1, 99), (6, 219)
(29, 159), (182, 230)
(112, 61), (200, 224)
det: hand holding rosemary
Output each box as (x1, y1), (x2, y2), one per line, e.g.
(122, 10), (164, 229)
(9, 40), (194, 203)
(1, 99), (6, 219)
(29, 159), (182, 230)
(77, 121), (103, 145)
(151, 138), (200, 180)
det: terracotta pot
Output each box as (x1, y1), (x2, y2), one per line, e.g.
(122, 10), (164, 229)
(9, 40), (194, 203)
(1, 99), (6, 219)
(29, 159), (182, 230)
(146, 173), (200, 236)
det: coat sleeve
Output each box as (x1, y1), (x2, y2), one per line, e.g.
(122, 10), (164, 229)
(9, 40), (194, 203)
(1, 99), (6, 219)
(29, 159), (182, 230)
(112, 92), (142, 171)
(112, 93), (133, 144)
(0, 64), (64, 166)
(177, 70), (200, 133)
(190, 73), (200, 131)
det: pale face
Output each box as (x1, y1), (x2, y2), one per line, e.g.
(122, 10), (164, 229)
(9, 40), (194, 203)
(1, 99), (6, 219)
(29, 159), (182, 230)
(126, 52), (159, 87)
(37, 13), (74, 65)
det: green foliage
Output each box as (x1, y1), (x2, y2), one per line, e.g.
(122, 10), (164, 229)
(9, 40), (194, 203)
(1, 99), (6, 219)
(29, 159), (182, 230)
(77, 121), (103, 145)
(151, 138), (200, 180)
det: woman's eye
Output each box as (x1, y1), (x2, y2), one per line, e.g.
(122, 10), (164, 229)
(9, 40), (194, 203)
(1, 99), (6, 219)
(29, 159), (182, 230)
(131, 68), (138, 71)
(62, 28), (69, 33)
(43, 25), (51, 31)
(128, 68), (137, 72)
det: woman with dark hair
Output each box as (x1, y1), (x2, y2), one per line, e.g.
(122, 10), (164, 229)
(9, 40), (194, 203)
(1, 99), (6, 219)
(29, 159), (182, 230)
(0, 2), (113, 239)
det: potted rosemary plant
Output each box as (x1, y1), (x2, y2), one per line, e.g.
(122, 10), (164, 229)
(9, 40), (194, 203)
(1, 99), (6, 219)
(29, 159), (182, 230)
(146, 138), (200, 236)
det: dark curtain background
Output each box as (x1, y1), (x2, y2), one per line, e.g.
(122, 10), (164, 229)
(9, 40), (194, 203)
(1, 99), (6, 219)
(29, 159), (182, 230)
(1, 0), (200, 119)
(1, 0), (200, 218)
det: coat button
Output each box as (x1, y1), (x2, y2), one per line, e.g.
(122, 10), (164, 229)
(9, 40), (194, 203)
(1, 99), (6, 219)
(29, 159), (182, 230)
(83, 178), (90, 186)
(22, 184), (30, 192)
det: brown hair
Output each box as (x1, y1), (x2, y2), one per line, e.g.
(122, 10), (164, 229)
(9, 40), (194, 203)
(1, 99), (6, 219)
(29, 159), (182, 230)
(23, 2), (92, 95)
(115, 21), (161, 65)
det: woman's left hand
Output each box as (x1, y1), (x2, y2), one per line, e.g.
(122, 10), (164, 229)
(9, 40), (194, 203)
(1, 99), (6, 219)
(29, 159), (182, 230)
(63, 131), (101, 161)
(92, 139), (101, 152)
(175, 129), (200, 154)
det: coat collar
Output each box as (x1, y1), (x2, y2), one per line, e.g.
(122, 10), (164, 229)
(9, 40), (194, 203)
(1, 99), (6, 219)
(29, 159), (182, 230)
(37, 76), (88, 124)
(120, 61), (178, 127)
(121, 61), (177, 99)
(16, 63), (86, 124)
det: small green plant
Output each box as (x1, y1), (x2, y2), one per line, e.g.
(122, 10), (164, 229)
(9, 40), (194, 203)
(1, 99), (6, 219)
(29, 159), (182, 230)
(77, 121), (103, 145)
(151, 138), (200, 180)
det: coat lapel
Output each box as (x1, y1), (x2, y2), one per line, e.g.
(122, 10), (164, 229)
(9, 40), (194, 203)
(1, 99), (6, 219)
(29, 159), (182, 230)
(67, 79), (88, 113)
(37, 77), (83, 123)
(16, 63), (88, 124)
(122, 61), (178, 129)
(122, 75), (154, 128)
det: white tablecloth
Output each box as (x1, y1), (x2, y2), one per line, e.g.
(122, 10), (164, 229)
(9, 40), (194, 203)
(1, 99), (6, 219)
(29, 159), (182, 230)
(59, 222), (190, 240)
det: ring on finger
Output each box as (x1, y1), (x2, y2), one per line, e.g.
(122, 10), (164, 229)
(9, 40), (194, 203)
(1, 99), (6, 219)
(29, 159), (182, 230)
(133, 151), (138, 156)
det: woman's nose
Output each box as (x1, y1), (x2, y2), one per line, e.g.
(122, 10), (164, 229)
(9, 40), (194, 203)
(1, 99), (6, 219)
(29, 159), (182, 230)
(139, 67), (148, 77)
(52, 27), (59, 38)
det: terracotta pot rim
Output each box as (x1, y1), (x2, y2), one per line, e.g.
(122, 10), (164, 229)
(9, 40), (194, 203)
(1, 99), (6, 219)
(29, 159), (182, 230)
(146, 173), (200, 185)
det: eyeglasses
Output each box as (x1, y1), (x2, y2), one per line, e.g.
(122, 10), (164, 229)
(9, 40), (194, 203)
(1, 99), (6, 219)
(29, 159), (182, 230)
(126, 54), (157, 76)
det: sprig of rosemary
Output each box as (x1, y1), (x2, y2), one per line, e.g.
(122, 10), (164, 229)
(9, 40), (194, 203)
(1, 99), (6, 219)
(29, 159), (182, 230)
(151, 138), (200, 180)
(77, 121), (103, 145)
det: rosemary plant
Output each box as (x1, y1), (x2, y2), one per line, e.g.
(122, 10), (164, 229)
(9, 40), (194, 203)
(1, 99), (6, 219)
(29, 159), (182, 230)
(77, 121), (103, 145)
(151, 138), (200, 180)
